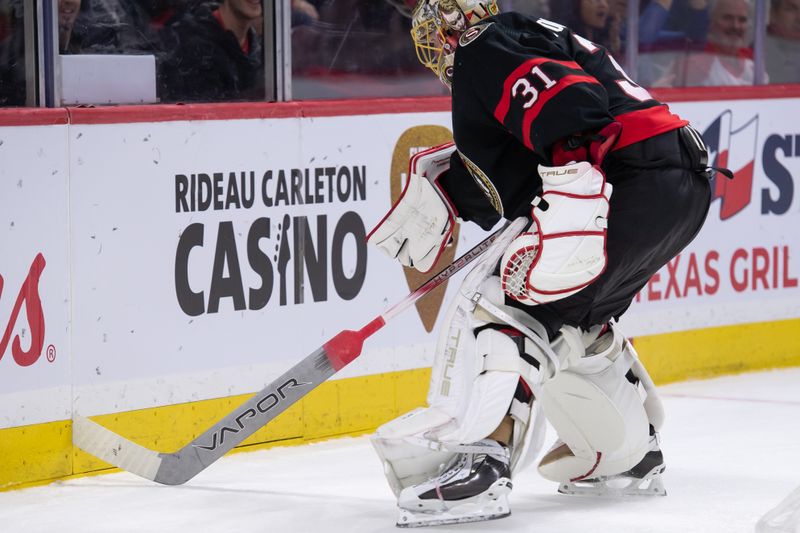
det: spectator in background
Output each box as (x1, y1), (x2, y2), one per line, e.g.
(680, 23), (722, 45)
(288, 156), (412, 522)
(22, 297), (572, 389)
(566, 0), (620, 53)
(607, 0), (626, 53)
(158, 0), (264, 102)
(766, 0), (800, 83)
(292, 0), (319, 26)
(59, 0), (82, 52)
(501, 0), (550, 18)
(560, 0), (711, 59)
(143, 0), (188, 31)
(0, 0), (26, 106)
(293, 0), (419, 74)
(639, 0), (709, 48)
(551, 0), (625, 55)
(68, 0), (161, 54)
(637, 0), (710, 86)
(658, 0), (756, 86)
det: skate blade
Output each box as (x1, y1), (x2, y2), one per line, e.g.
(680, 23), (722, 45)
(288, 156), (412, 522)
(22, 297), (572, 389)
(396, 495), (510, 528)
(396, 480), (512, 528)
(559, 466), (666, 497)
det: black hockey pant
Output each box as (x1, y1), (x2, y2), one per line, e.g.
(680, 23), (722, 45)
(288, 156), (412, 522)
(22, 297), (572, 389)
(512, 126), (713, 339)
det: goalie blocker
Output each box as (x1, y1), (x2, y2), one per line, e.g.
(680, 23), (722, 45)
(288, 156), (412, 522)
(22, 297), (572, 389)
(368, 143), (458, 273)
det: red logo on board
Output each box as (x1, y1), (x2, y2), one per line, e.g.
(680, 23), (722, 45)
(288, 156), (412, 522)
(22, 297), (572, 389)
(0, 253), (46, 367)
(702, 111), (759, 220)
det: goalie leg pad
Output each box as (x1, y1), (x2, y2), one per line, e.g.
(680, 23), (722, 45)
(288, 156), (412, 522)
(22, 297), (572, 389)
(372, 289), (546, 497)
(585, 325), (664, 431)
(371, 231), (548, 502)
(537, 326), (651, 483)
(424, 300), (522, 445)
(371, 325), (533, 494)
(371, 407), (462, 497)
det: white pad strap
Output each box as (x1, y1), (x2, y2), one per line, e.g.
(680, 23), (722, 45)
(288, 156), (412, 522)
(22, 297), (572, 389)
(401, 435), (512, 458)
(508, 397), (530, 426)
(479, 329), (541, 385)
(625, 339), (665, 431)
(474, 293), (560, 376)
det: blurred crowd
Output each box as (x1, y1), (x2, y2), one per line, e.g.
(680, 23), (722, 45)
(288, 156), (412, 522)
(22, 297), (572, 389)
(1, 0), (799, 106)
(518, 0), (799, 86)
(57, 0), (266, 102)
(291, 0), (800, 90)
(0, 0), (25, 106)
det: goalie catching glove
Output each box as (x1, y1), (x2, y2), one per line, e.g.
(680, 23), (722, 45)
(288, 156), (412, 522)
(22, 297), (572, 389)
(368, 143), (458, 273)
(501, 161), (612, 304)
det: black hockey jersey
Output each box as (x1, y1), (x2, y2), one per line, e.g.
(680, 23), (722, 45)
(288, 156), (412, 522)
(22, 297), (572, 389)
(439, 12), (687, 230)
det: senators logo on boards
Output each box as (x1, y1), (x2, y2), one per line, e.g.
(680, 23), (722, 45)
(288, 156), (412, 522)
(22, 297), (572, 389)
(0, 254), (46, 367)
(391, 126), (457, 333)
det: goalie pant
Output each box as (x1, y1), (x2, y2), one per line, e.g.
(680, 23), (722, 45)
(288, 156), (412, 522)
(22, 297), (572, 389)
(504, 126), (712, 340)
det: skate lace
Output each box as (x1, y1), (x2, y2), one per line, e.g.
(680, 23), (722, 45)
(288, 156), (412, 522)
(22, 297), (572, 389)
(434, 446), (508, 487)
(438, 454), (470, 484)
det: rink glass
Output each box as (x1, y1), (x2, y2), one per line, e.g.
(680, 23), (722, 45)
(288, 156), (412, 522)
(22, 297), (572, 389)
(0, 0), (794, 107)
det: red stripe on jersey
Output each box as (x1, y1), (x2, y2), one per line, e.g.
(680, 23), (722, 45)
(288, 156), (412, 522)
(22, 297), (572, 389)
(613, 105), (688, 150)
(494, 58), (583, 123)
(521, 74), (601, 150)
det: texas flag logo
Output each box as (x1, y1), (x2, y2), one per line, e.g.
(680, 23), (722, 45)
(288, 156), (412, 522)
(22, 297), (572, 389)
(701, 111), (759, 220)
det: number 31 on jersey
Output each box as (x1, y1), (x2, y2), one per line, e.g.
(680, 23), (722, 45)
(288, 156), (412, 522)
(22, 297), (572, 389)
(511, 66), (557, 109)
(509, 18), (654, 106)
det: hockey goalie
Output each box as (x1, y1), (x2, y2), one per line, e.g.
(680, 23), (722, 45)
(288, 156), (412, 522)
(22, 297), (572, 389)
(367, 0), (713, 527)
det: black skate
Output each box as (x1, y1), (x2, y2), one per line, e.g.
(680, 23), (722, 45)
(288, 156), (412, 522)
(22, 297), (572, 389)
(396, 439), (512, 528)
(558, 431), (667, 497)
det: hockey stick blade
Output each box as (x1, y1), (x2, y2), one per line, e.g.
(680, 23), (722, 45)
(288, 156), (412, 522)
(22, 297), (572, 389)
(74, 345), (339, 485)
(73, 218), (527, 485)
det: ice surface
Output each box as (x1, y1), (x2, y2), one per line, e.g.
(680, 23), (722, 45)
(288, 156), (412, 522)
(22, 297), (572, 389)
(3, 368), (800, 533)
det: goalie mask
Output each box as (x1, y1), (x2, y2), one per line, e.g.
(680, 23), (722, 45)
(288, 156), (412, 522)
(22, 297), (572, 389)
(411, 0), (499, 87)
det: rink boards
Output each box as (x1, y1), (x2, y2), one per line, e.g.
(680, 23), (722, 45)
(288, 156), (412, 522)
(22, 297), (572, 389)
(1, 88), (799, 489)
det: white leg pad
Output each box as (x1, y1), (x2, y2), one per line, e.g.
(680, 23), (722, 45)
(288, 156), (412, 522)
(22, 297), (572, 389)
(372, 291), (546, 496)
(371, 295), (519, 496)
(424, 297), (522, 445)
(371, 407), (459, 497)
(537, 327), (650, 483)
(585, 324), (665, 431)
(370, 222), (550, 499)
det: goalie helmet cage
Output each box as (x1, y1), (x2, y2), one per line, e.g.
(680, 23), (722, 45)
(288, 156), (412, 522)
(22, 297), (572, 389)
(72, 217), (528, 485)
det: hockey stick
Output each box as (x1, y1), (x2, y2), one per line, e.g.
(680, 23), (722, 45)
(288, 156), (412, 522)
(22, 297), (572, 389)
(73, 217), (528, 485)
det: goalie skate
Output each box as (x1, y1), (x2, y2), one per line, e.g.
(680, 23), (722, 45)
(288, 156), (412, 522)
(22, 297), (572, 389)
(395, 439), (512, 528)
(557, 434), (666, 497)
